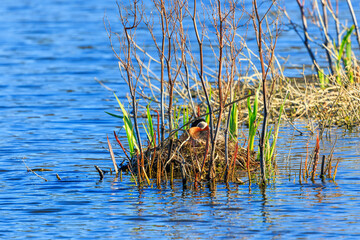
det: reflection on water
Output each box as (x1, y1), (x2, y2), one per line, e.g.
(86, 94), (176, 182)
(3, 141), (360, 239)
(0, 0), (360, 239)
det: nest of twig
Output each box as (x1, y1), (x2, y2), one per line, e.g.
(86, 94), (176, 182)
(140, 136), (259, 183)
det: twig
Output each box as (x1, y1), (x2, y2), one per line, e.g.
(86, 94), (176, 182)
(22, 158), (48, 182)
(95, 77), (114, 92)
(346, 0), (360, 49)
(191, 0), (214, 144)
(253, 0), (276, 184)
(311, 134), (320, 181)
(114, 131), (131, 163)
(295, 0), (320, 72)
(320, 155), (326, 179)
(94, 165), (104, 180)
(332, 159), (340, 181)
(107, 135), (119, 175)
(299, 157), (302, 184)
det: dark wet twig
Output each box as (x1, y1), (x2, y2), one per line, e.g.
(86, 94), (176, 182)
(230, 142), (239, 182)
(253, 0), (278, 184)
(94, 165), (104, 180)
(56, 174), (61, 181)
(224, 104), (232, 183)
(295, 0), (320, 72)
(327, 136), (337, 177)
(320, 155), (326, 179)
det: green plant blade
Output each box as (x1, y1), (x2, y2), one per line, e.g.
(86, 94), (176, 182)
(113, 93), (138, 156)
(229, 102), (238, 141)
(105, 111), (122, 119)
(338, 25), (355, 62)
(146, 104), (155, 146)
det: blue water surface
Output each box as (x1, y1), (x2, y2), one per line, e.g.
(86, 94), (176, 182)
(1, 0), (360, 239)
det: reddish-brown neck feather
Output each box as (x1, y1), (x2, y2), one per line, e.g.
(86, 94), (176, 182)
(189, 127), (201, 139)
(189, 125), (209, 139)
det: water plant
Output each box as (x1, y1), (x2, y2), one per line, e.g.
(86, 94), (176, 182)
(205, 86), (212, 125)
(335, 25), (355, 85)
(267, 92), (287, 164)
(274, 0), (360, 129)
(144, 104), (155, 147)
(298, 135), (340, 184)
(247, 88), (260, 152)
(101, 0), (348, 188)
(106, 93), (138, 158)
(282, 0), (359, 87)
(229, 102), (238, 142)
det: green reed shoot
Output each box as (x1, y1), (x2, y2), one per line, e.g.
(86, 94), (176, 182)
(106, 93), (138, 157)
(247, 87), (260, 151)
(267, 92), (288, 162)
(172, 105), (181, 138)
(335, 25), (355, 85)
(344, 34), (354, 83)
(229, 102), (238, 142)
(143, 104), (155, 147)
(205, 85), (213, 124)
(182, 105), (189, 130)
(318, 69), (329, 89)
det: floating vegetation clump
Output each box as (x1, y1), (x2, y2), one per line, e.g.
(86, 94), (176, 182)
(100, 0), (282, 187)
(97, 0), (358, 187)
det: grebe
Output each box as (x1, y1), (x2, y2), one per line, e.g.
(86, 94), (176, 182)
(179, 118), (210, 144)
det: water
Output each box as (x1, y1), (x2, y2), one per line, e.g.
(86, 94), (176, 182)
(1, 0), (360, 239)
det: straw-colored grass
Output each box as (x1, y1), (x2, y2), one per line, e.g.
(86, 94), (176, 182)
(272, 76), (360, 129)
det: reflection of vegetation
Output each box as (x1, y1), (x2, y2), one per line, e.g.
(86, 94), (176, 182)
(100, 0), (348, 188)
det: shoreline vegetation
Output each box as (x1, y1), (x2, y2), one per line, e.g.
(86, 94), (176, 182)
(98, 0), (358, 189)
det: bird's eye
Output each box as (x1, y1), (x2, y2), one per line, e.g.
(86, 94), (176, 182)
(197, 121), (208, 129)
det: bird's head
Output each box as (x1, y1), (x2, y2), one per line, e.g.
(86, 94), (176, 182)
(189, 119), (209, 139)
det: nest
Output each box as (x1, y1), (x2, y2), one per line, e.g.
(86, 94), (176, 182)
(142, 135), (259, 183)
